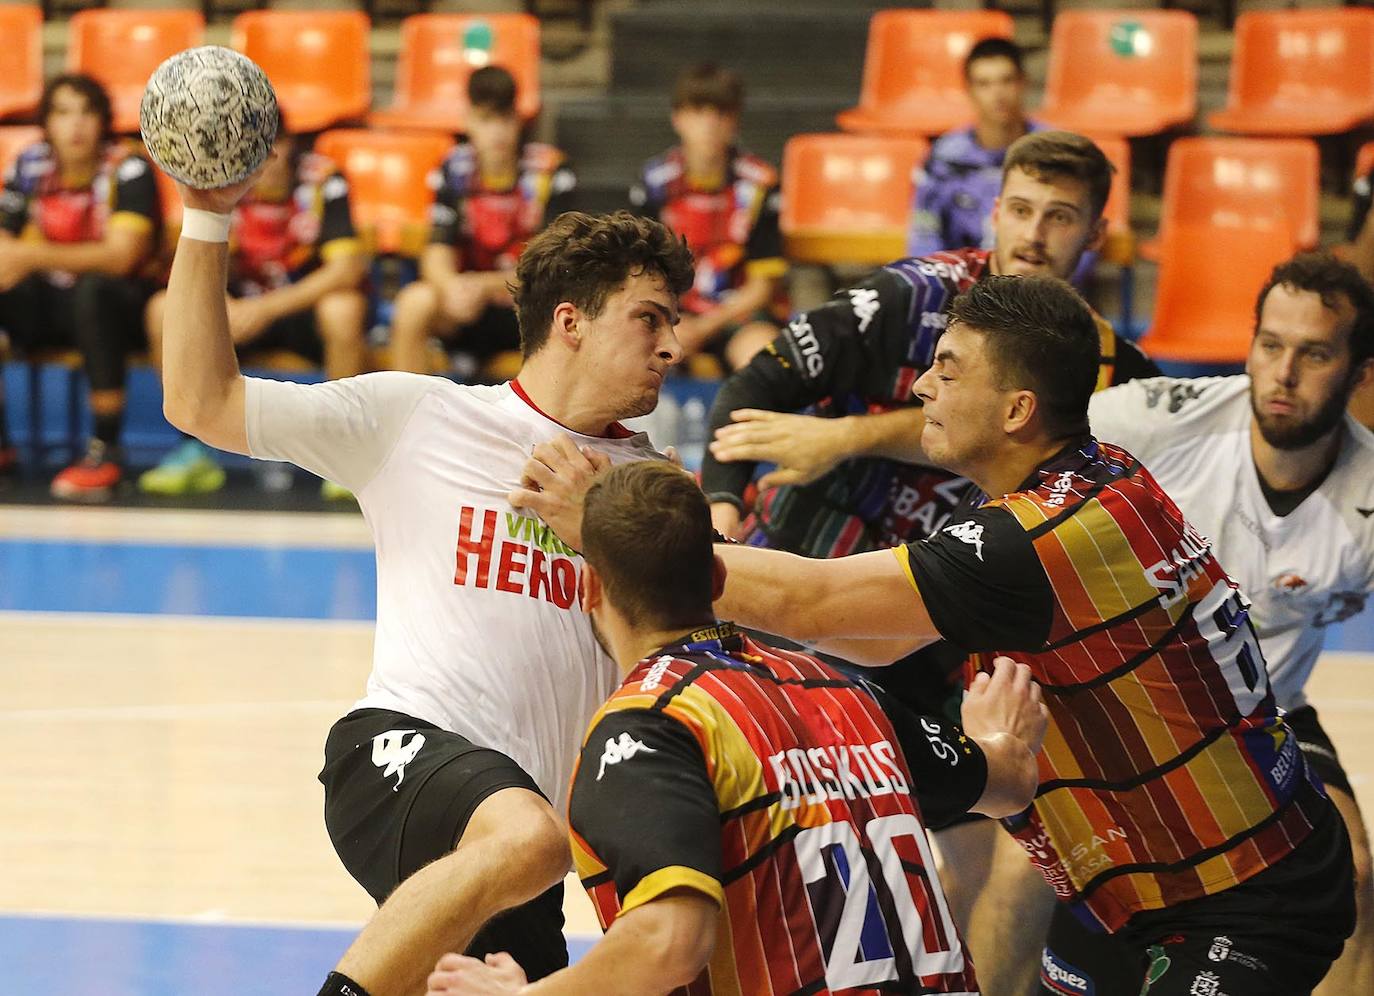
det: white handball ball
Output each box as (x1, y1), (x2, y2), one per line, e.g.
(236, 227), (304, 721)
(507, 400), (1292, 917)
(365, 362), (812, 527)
(139, 45), (279, 190)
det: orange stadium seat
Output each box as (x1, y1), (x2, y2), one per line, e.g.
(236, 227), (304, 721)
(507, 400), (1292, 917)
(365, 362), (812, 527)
(1139, 223), (1293, 363)
(1209, 9), (1374, 135)
(0, 6), (42, 121)
(1037, 10), (1197, 137)
(314, 129), (455, 256)
(836, 10), (1014, 136)
(232, 10), (371, 133)
(1140, 137), (1319, 263)
(0, 125), (42, 175)
(370, 13), (540, 134)
(67, 9), (206, 134)
(780, 132), (929, 264)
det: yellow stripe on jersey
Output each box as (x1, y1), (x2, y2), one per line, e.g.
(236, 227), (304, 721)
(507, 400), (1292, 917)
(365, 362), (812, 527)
(107, 211), (154, 234)
(891, 544), (919, 593)
(621, 865), (725, 916)
(320, 236), (364, 261)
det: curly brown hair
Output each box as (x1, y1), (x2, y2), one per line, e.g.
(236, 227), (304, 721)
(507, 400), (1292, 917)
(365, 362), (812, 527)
(514, 211), (695, 358)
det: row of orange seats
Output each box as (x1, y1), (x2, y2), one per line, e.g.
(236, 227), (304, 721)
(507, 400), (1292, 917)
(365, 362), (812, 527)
(0, 7), (540, 135)
(842, 7), (1374, 139)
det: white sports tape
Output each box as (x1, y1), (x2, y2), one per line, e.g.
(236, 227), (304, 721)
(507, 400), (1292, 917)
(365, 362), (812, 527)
(180, 208), (232, 244)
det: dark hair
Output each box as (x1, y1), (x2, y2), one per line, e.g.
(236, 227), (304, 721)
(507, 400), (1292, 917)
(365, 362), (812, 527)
(1002, 130), (1114, 220)
(40, 74), (112, 142)
(514, 210), (695, 357)
(1255, 251), (1374, 366)
(468, 65), (518, 115)
(964, 37), (1025, 80)
(582, 462), (716, 630)
(949, 274), (1100, 439)
(671, 63), (744, 114)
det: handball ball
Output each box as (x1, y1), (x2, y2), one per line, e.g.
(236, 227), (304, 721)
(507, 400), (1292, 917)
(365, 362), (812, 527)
(139, 46), (279, 190)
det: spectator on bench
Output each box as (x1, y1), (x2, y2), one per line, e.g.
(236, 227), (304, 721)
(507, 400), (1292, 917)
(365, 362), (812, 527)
(387, 65), (576, 379)
(0, 74), (159, 501)
(630, 63), (785, 373)
(141, 124), (367, 499)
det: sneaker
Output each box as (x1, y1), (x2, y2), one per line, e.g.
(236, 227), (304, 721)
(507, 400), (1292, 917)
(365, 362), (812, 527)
(51, 440), (123, 502)
(320, 479), (355, 502)
(138, 438), (226, 496)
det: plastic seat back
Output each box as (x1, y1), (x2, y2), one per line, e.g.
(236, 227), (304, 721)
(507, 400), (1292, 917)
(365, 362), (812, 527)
(1209, 9), (1374, 134)
(1039, 10), (1197, 136)
(67, 9), (206, 133)
(315, 129), (455, 255)
(837, 10), (1014, 136)
(0, 6), (42, 121)
(781, 132), (929, 264)
(232, 10), (371, 133)
(372, 14), (540, 134)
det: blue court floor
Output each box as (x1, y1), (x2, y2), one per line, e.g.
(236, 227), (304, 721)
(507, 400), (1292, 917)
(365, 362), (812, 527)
(3, 522), (1372, 996)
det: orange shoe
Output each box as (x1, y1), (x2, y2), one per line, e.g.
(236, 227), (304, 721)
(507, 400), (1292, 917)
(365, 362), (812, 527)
(51, 441), (123, 502)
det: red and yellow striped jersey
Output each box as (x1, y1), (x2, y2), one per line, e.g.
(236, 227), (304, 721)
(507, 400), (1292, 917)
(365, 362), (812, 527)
(895, 439), (1328, 933)
(567, 624), (985, 995)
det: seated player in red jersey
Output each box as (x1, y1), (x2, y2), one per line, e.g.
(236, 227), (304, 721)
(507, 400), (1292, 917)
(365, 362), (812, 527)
(140, 123), (368, 499)
(0, 74), (160, 500)
(517, 276), (1359, 995)
(424, 459), (1047, 995)
(630, 63), (786, 373)
(387, 65), (575, 378)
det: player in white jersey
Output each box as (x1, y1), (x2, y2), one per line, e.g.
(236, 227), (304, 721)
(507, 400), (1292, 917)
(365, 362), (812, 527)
(159, 165), (695, 996)
(1050, 251), (1374, 995)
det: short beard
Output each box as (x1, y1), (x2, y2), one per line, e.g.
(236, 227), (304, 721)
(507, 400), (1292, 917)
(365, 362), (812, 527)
(613, 388), (659, 422)
(588, 612), (614, 660)
(1251, 381), (1351, 450)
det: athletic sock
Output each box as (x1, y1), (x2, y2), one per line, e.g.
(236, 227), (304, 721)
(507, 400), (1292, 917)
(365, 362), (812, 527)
(93, 411), (123, 451)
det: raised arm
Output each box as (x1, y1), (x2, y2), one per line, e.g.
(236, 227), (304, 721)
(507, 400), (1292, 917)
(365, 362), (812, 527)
(159, 172), (268, 455)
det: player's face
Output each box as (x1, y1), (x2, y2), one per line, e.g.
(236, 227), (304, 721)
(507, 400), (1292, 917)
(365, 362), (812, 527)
(671, 106), (738, 160)
(580, 269), (684, 420)
(967, 57), (1026, 129)
(252, 134), (294, 199)
(467, 106), (522, 166)
(1248, 284), (1364, 450)
(44, 86), (102, 166)
(992, 168), (1104, 281)
(912, 324), (1007, 474)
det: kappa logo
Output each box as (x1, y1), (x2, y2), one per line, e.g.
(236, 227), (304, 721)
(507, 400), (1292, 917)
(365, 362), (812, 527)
(847, 287), (881, 333)
(943, 521), (985, 561)
(371, 729), (426, 792)
(597, 733), (656, 780)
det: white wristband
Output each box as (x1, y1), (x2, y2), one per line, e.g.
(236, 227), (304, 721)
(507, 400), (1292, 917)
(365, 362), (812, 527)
(181, 208), (232, 243)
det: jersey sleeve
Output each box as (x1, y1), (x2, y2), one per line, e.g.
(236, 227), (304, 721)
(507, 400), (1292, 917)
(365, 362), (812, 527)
(864, 682), (988, 828)
(544, 162), (578, 223)
(243, 371), (440, 494)
(894, 505), (1055, 653)
(569, 709), (724, 914)
(1108, 334), (1162, 386)
(906, 157), (947, 258)
(699, 266), (914, 505)
(1087, 376), (1185, 462)
(743, 187), (783, 273)
(109, 155), (159, 232)
(317, 172), (361, 260)
(428, 162), (463, 246)
(0, 158), (30, 236)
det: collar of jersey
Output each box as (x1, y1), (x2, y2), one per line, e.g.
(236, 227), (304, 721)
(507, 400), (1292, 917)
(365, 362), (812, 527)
(509, 378), (634, 439)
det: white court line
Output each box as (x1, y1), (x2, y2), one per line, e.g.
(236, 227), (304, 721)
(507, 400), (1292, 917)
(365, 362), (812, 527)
(0, 504), (373, 548)
(0, 699), (354, 722)
(0, 609), (376, 631)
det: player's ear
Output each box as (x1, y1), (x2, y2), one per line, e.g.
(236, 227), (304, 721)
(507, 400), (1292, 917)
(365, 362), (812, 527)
(552, 301), (581, 350)
(580, 562), (603, 613)
(1005, 388), (1037, 436)
(710, 553), (727, 603)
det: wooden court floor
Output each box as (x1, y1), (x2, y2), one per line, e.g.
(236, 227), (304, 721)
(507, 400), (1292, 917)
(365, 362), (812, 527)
(1, 506), (1372, 994)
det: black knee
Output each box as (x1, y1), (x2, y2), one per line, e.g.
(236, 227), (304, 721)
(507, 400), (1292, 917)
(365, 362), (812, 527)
(69, 274), (145, 392)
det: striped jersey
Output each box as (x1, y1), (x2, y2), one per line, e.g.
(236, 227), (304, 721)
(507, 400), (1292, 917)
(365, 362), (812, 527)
(892, 439), (1329, 933)
(568, 624), (987, 995)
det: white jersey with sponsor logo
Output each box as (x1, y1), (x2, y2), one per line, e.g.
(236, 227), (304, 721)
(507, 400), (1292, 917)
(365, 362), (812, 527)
(1089, 374), (1374, 709)
(245, 372), (659, 809)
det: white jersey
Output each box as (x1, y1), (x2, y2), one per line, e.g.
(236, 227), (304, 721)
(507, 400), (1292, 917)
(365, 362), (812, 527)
(245, 372), (660, 809)
(1089, 375), (1374, 709)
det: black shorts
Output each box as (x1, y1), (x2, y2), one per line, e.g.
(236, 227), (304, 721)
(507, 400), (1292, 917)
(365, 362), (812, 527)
(1286, 704), (1353, 796)
(1040, 801), (1356, 995)
(319, 708), (568, 979)
(239, 309), (324, 366)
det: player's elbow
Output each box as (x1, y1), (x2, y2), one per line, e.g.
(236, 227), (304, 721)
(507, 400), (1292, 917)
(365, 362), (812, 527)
(971, 733), (1040, 819)
(631, 895), (718, 991)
